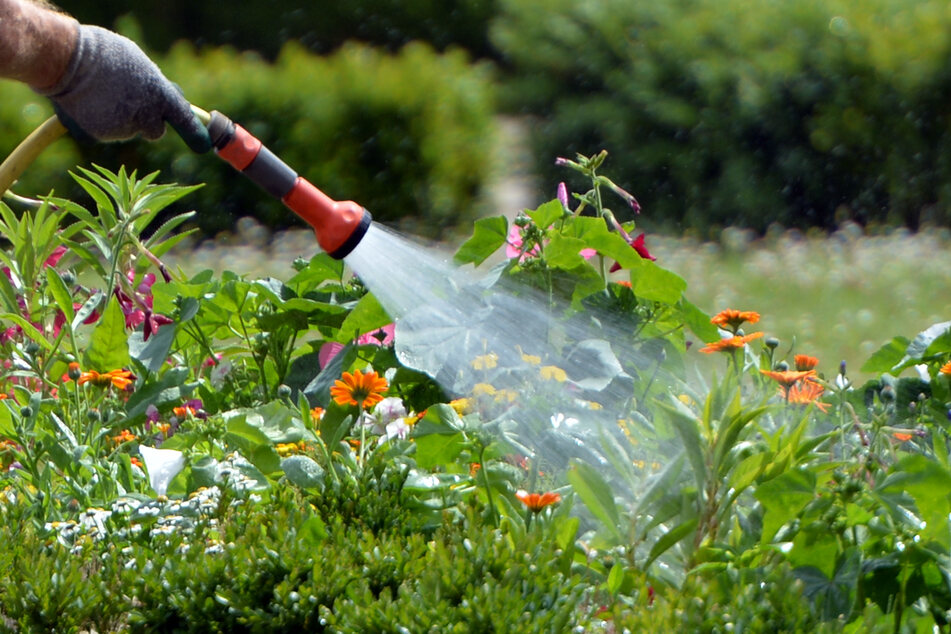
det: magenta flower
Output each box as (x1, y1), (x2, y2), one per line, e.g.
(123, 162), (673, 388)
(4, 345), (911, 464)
(506, 224), (541, 261)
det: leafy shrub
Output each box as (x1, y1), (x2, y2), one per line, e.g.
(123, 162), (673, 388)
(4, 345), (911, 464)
(492, 0), (951, 235)
(1, 39), (496, 241)
(59, 0), (499, 60)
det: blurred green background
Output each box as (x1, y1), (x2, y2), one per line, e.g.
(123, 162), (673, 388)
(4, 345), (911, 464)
(3, 0), (951, 373)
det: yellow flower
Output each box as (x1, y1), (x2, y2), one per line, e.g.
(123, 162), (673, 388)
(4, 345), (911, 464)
(472, 383), (496, 397)
(540, 365), (567, 382)
(495, 389), (519, 403)
(329, 369), (388, 409)
(450, 398), (472, 416)
(519, 347), (542, 365)
(471, 353), (498, 370)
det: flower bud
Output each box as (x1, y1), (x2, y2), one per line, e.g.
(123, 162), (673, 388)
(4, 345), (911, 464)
(277, 384), (292, 398)
(775, 361), (789, 372)
(292, 257), (308, 272)
(765, 337), (780, 350)
(880, 384), (896, 402)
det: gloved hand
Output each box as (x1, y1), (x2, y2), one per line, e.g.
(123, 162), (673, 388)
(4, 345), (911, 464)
(36, 24), (211, 153)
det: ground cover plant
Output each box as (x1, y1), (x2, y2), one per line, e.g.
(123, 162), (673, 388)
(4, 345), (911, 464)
(1, 157), (950, 631)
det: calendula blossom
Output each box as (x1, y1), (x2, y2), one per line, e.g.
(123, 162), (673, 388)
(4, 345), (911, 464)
(516, 490), (562, 513)
(711, 309), (761, 333)
(794, 354), (820, 371)
(699, 332), (764, 353)
(329, 368), (388, 409)
(77, 369), (135, 390)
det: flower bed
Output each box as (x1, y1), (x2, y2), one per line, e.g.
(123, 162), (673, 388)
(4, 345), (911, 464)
(0, 157), (948, 630)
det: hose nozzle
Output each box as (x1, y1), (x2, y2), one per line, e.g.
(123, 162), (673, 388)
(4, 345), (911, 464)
(206, 110), (371, 259)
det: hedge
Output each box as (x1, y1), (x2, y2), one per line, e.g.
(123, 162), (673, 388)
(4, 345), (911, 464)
(491, 0), (951, 235)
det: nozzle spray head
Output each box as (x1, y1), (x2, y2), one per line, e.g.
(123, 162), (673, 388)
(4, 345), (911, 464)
(206, 110), (371, 259)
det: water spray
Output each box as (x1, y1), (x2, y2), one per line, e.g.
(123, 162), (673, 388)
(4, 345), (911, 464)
(0, 106), (373, 260)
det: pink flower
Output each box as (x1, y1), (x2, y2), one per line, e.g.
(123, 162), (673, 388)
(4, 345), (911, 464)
(557, 182), (570, 210)
(319, 323), (397, 369)
(506, 224), (541, 261)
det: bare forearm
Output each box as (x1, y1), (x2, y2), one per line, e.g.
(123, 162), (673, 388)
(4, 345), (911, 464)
(0, 0), (77, 89)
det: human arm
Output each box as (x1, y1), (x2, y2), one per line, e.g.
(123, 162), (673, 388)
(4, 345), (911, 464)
(0, 0), (210, 152)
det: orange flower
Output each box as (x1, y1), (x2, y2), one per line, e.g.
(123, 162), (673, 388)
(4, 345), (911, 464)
(173, 405), (197, 419)
(785, 379), (829, 412)
(794, 355), (819, 371)
(78, 369), (135, 390)
(940, 361), (951, 375)
(699, 332), (764, 353)
(130, 456), (143, 468)
(111, 429), (137, 445)
(330, 368), (388, 409)
(516, 490), (562, 513)
(892, 432), (913, 442)
(760, 369), (817, 388)
(710, 309), (760, 332)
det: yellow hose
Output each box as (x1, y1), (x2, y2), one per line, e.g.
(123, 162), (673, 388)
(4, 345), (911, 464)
(0, 115), (68, 197)
(0, 105), (212, 199)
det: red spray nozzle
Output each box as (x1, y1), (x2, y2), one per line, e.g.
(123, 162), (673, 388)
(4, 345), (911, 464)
(206, 110), (371, 259)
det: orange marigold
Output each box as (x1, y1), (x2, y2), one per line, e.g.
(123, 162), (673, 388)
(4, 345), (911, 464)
(329, 368), (388, 409)
(892, 432), (913, 442)
(710, 309), (761, 332)
(78, 369), (135, 390)
(794, 355), (820, 371)
(785, 379), (829, 412)
(761, 369), (817, 388)
(516, 490), (562, 513)
(699, 332), (764, 353)
(940, 361), (951, 375)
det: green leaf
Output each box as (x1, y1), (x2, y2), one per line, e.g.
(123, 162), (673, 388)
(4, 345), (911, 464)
(556, 516), (580, 551)
(282, 455), (326, 490)
(415, 431), (466, 469)
(128, 324), (177, 374)
(45, 269), (75, 326)
(123, 367), (195, 422)
(754, 468), (817, 543)
(84, 297), (130, 370)
(567, 460), (623, 544)
(0, 314), (51, 351)
(297, 516), (328, 547)
(877, 454), (951, 546)
(679, 298), (720, 343)
(454, 216), (508, 265)
(606, 562), (624, 595)
(527, 199), (564, 230)
(631, 260), (686, 305)
(337, 293), (390, 342)
(860, 336), (912, 374)
(645, 518), (698, 568)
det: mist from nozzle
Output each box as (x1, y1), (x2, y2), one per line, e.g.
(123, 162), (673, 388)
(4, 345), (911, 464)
(344, 223), (691, 472)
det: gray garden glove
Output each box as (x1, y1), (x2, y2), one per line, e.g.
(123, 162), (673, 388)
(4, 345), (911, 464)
(36, 24), (211, 153)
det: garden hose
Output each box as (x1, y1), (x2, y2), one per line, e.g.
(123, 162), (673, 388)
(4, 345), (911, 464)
(0, 106), (372, 260)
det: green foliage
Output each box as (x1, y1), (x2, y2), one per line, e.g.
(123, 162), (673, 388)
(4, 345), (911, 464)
(6, 162), (951, 630)
(493, 0), (951, 235)
(59, 0), (499, 60)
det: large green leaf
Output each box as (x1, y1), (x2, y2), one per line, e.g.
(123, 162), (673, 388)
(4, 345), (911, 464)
(337, 293), (390, 342)
(631, 260), (686, 305)
(84, 296), (130, 371)
(454, 216), (508, 265)
(527, 199), (564, 231)
(645, 518), (698, 568)
(754, 468), (817, 544)
(877, 454), (951, 546)
(567, 460), (623, 544)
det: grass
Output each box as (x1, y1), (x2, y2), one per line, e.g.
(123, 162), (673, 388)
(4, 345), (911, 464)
(166, 219), (951, 384)
(650, 223), (951, 382)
